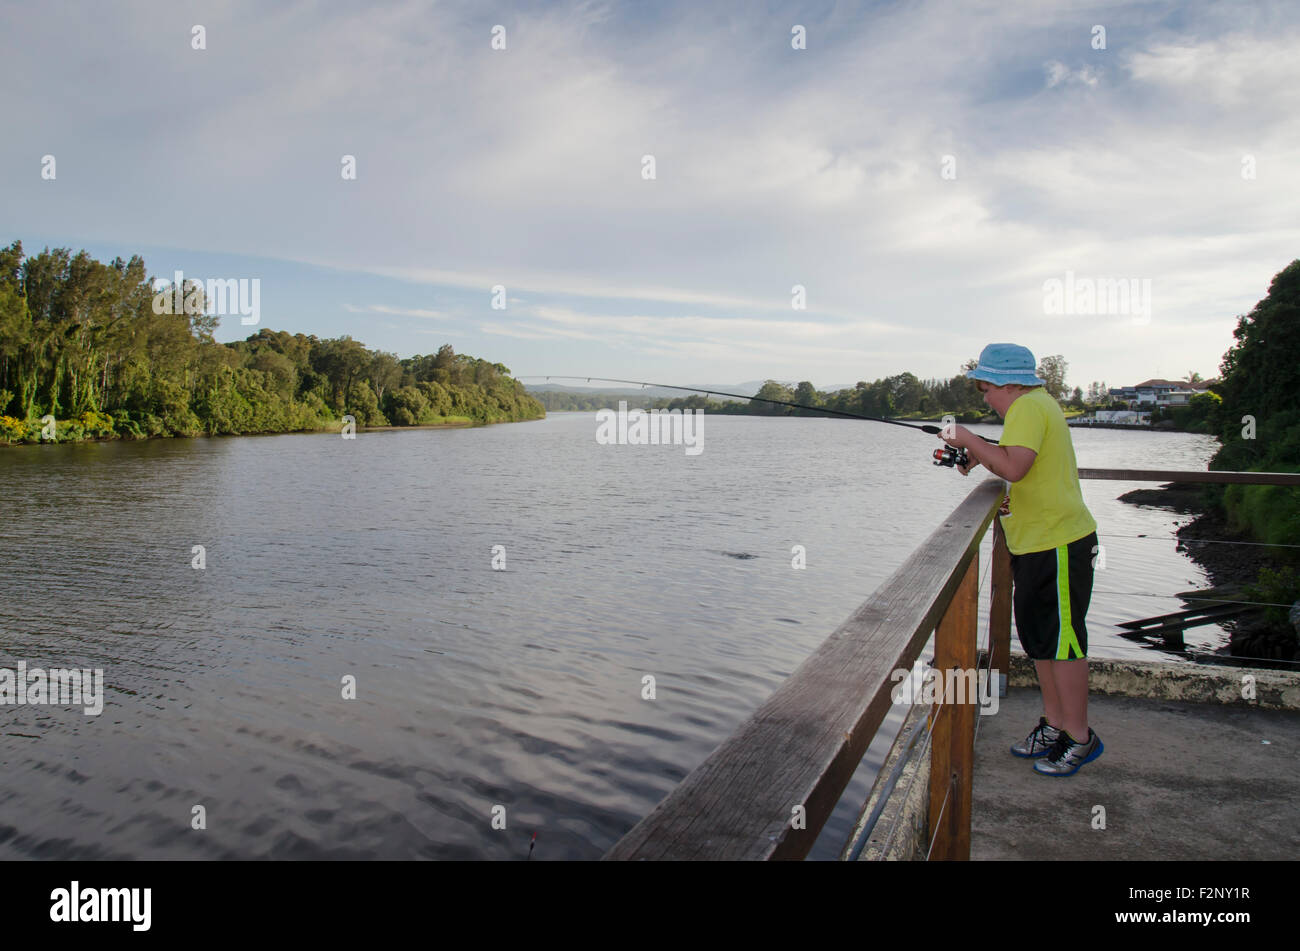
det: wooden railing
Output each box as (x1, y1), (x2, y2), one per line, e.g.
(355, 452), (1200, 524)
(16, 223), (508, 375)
(604, 468), (1300, 861)
(604, 476), (1005, 860)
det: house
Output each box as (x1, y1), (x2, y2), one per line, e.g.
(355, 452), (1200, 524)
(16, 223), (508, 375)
(1107, 378), (1218, 409)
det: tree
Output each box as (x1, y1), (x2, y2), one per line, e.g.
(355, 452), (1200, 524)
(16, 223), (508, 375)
(1037, 354), (1068, 400)
(368, 351), (402, 405)
(0, 241), (546, 443)
(1187, 390), (1222, 430)
(313, 336), (370, 411)
(1205, 259), (1300, 547)
(1213, 259), (1300, 472)
(1184, 370), (1204, 385)
(387, 385), (429, 425)
(886, 372), (924, 414)
(754, 380), (795, 414)
(793, 381), (820, 412)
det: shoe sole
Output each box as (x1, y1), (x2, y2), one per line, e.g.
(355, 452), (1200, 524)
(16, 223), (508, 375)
(1033, 739), (1104, 777)
(1010, 746), (1053, 759)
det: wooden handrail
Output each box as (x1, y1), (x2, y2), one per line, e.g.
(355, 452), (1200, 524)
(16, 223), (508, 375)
(603, 477), (1006, 860)
(1078, 469), (1300, 485)
(605, 468), (1292, 862)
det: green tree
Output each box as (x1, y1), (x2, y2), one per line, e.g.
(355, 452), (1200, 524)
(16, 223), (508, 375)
(886, 372), (924, 414)
(386, 385), (429, 425)
(368, 351), (402, 405)
(1208, 259), (1300, 544)
(793, 381), (820, 413)
(753, 380), (795, 414)
(1037, 354), (1068, 400)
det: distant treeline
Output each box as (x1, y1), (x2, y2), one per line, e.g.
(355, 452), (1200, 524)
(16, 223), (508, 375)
(0, 241), (543, 444)
(647, 371), (1046, 422)
(531, 390), (659, 412)
(537, 357), (1125, 422)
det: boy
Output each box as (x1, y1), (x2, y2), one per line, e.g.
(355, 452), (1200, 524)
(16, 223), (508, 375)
(939, 343), (1102, 777)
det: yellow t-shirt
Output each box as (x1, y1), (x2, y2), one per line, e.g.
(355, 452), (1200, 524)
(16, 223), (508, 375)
(997, 387), (1096, 555)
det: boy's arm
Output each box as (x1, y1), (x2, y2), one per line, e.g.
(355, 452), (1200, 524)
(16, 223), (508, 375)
(940, 426), (1037, 480)
(963, 439), (1036, 482)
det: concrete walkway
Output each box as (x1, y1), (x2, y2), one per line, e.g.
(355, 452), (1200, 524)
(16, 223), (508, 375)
(972, 681), (1300, 860)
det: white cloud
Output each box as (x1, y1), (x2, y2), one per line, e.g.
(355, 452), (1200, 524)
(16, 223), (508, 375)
(3, 1), (1298, 386)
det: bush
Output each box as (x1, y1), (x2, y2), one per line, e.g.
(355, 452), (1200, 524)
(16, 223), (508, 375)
(345, 380), (387, 426)
(1222, 471), (1300, 547)
(112, 409), (144, 439)
(0, 414), (27, 444)
(57, 420), (87, 442)
(140, 413), (166, 437)
(78, 410), (116, 437)
(1243, 565), (1300, 636)
(386, 385), (429, 426)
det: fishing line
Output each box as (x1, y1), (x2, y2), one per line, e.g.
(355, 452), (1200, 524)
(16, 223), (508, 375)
(522, 375), (998, 468)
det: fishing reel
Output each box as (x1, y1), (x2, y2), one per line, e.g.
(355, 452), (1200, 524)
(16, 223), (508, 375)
(933, 445), (969, 469)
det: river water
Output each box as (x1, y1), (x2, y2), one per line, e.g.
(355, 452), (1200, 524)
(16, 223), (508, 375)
(0, 413), (1219, 859)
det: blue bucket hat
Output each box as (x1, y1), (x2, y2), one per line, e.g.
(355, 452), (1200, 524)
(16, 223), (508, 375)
(966, 343), (1045, 386)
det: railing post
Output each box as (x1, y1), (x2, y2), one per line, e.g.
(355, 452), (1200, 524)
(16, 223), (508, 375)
(929, 547), (978, 861)
(990, 515), (1012, 697)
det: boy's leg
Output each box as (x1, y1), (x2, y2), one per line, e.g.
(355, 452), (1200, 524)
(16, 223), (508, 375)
(1049, 657), (1089, 742)
(1020, 532), (1095, 739)
(1034, 659), (1063, 728)
(1054, 531), (1096, 741)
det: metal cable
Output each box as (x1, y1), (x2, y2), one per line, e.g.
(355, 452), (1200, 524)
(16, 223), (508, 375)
(924, 772), (956, 861)
(866, 548), (995, 860)
(843, 714), (929, 861)
(974, 555), (995, 746)
(876, 696), (944, 859)
(1098, 533), (1300, 549)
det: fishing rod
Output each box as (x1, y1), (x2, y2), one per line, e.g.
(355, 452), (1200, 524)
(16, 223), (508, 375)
(521, 375), (996, 469)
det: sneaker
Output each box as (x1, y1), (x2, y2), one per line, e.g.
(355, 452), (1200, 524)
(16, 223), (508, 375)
(1010, 716), (1060, 758)
(1034, 728), (1104, 776)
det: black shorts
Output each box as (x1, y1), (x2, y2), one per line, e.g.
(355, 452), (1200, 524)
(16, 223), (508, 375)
(1009, 531), (1096, 660)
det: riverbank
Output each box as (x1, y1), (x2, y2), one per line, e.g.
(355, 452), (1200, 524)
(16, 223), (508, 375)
(1119, 483), (1288, 587)
(1118, 482), (1298, 661)
(0, 412), (545, 447)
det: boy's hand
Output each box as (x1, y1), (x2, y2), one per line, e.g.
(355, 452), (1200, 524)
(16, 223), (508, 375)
(938, 427), (980, 475)
(938, 424), (974, 450)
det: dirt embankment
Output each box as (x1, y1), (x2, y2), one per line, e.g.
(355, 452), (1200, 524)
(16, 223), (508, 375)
(1118, 483), (1298, 662)
(1119, 484), (1280, 588)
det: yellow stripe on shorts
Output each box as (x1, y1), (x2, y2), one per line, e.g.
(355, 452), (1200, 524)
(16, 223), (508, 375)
(1055, 545), (1083, 660)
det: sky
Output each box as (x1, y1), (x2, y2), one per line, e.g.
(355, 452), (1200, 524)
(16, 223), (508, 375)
(3, 0), (1298, 392)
